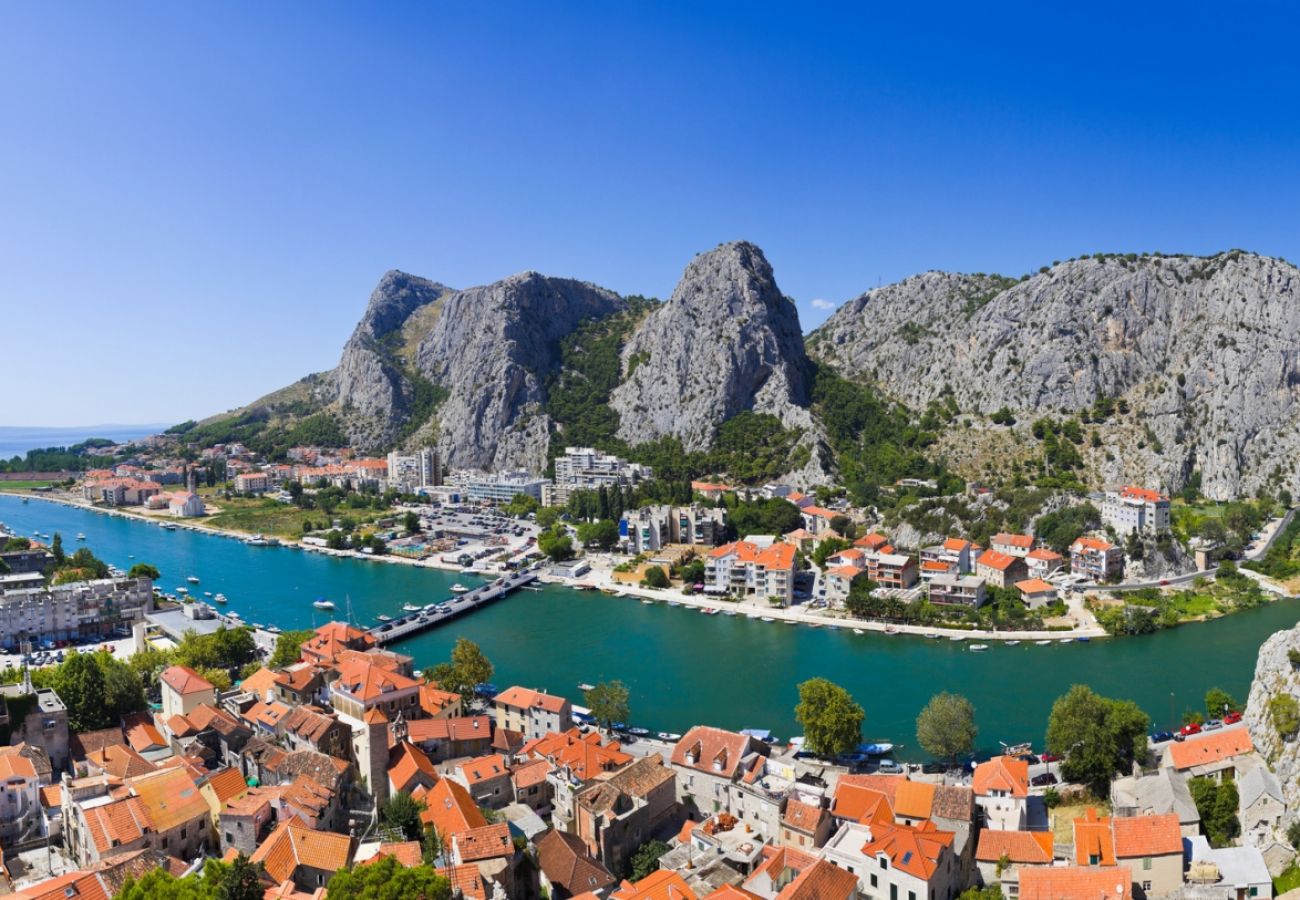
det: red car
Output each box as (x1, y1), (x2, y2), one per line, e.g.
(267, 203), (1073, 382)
(1039, 751), (1060, 763)
(1180, 722), (1202, 736)
(1159, 579), (1170, 586)
(1224, 711), (1243, 725)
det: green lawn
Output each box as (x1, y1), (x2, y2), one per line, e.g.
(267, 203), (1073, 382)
(203, 497), (381, 539)
(0, 480), (59, 492)
(1166, 592), (1221, 618)
(1273, 863), (1300, 896)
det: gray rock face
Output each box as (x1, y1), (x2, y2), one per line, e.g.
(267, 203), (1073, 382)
(332, 270), (452, 449)
(1245, 622), (1300, 817)
(415, 272), (625, 472)
(610, 241), (816, 450)
(811, 254), (1300, 499)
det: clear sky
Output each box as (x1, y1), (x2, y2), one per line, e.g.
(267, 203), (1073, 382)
(3, 3), (1298, 426)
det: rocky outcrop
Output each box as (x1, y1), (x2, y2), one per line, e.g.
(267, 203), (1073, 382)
(811, 253), (1300, 499)
(415, 272), (625, 472)
(331, 271), (453, 449)
(609, 241), (830, 481)
(1245, 622), (1300, 817)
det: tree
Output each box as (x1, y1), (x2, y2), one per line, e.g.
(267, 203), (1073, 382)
(425, 638), (493, 698)
(127, 562), (161, 581)
(382, 790), (427, 841)
(1189, 777), (1240, 847)
(536, 507), (561, 529)
(916, 692), (978, 763)
(403, 511), (422, 534)
(811, 537), (851, 570)
(630, 839), (670, 880)
(958, 888), (1004, 900)
(829, 515), (857, 540)
(585, 680), (631, 732)
(503, 493), (540, 517)
(326, 856), (450, 900)
(795, 677), (864, 757)
(100, 651), (148, 720)
(641, 566), (669, 588)
(53, 651), (111, 731)
(537, 527), (575, 561)
(1204, 688), (1240, 719)
(577, 519), (620, 550)
(209, 855), (266, 900)
(51, 532), (65, 567)
(268, 629), (315, 669)
(844, 576), (881, 619)
(1045, 685), (1150, 794)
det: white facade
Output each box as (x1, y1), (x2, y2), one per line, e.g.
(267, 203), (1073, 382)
(1102, 487), (1171, 535)
(387, 448), (441, 492)
(619, 504), (728, 554)
(551, 447), (652, 506)
(823, 821), (961, 900)
(0, 577), (154, 649)
(461, 470), (551, 505)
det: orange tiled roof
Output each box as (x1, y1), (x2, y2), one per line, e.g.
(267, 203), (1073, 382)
(1015, 578), (1056, 594)
(612, 869), (699, 900)
(389, 742), (438, 794)
(1073, 808), (1116, 865)
(523, 728), (632, 781)
(122, 714), (166, 753)
(993, 532), (1035, 549)
(363, 841), (422, 868)
(10, 871), (111, 900)
(83, 797), (150, 854)
(511, 758), (552, 790)
(1072, 536), (1116, 553)
(130, 766), (209, 832)
(420, 777), (487, 836)
(829, 783), (894, 824)
(494, 685), (569, 714)
(250, 819), (354, 884)
(453, 822), (512, 862)
(976, 829), (1054, 863)
(977, 549), (1019, 571)
(973, 755), (1029, 798)
(0, 751), (37, 780)
(1167, 728), (1254, 770)
(205, 767), (250, 806)
(781, 798), (827, 833)
(1028, 548), (1063, 561)
(855, 533), (890, 550)
(1119, 485), (1167, 503)
(332, 658), (421, 702)
(860, 820), (955, 879)
(671, 726), (754, 779)
(240, 667), (282, 699)
(1020, 866), (1131, 900)
(776, 858), (859, 899)
(161, 665), (214, 696)
(894, 779), (937, 820)
(437, 865), (488, 900)
(1113, 813), (1183, 858)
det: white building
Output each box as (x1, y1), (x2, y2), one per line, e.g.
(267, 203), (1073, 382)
(704, 540), (796, 604)
(0, 577), (154, 649)
(551, 447), (651, 506)
(822, 820), (961, 900)
(1102, 486), (1171, 535)
(168, 492), (206, 518)
(461, 470), (551, 505)
(386, 448), (441, 493)
(619, 504), (727, 554)
(973, 755), (1029, 831)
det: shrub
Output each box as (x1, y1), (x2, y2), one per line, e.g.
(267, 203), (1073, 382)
(1270, 694), (1300, 739)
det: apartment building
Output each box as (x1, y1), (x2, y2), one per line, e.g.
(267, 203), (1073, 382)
(619, 504), (728, 554)
(1102, 486), (1171, 535)
(0, 576), (154, 649)
(460, 470), (551, 505)
(929, 574), (987, 609)
(551, 447), (652, 506)
(1071, 537), (1124, 582)
(705, 541), (796, 603)
(386, 448), (441, 492)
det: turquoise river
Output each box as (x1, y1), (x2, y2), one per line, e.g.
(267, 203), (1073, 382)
(1, 494), (1294, 759)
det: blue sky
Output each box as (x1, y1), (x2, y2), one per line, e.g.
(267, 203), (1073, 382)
(3, 3), (1298, 426)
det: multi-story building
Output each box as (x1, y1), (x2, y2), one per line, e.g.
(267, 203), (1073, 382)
(0, 577), (154, 649)
(705, 541), (796, 604)
(619, 504), (728, 554)
(669, 727), (784, 840)
(574, 755), (676, 875)
(386, 448), (441, 492)
(233, 472), (271, 494)
(867, 550), (920, 590)
(161, 665), (217, 720)
(824, 565), (864, 607)
(991, 533), (1036, 557)
(460, 470), (551, 505)
(1026, 548), (1065, 578)
(1071, 537), (1124, 582)
(492, 686), (572, 741)
(329, 658), (423, 722)
(63, 766), (211, 866)
(1102, 486), (1171, 535)
(921, 538), (977, 580)
(823, 819), (961, 900)
(975, 550), (1027, 589)
(928, 574), (987, 608)
(1073, 808), (1184, 899)
(551, 447), (652, 506)
(973, 755), (1029, 831)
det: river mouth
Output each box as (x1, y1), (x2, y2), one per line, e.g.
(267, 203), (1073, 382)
(2, 493), (1294, 760)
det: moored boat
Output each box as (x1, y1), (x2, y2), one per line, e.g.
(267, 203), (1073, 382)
(577, 682), (596, 692)
(853, 628), (865, 635)
(214, 593), (228, 604)
(657, 731), (683, 742)
(450, 583), (470, 594)
(376, 614), (392, 622)
(402, 603), (421, 612)
(187, 576), (200, 584)
(313, 599), (335, 610)
(969, 643), (989, 652)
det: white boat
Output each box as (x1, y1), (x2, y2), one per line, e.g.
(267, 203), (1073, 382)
(641, 599), (653, 605)
(1005, 640), (1021, 646)
(657, 731), (683, 741)
(214, 594), (228, 604)
(450, 583), (470, 594)
(1035, 639), (1052, 645)
(245, 534), (271, 546)
(969, 644), (989, 652)
(228, 611), (241, 619)
(760, 616), (774, 623)
(160, 523), (176, 530)
(459, 567), (477, 576)
(577, 682), (596, 692)
(268, 625), (282, 634)
(203, 591), (212, 597)
(377, 614), (392, 622)
(76, 533), (86, 541)
(176, 586), (188, 594)
(949, 635), (966, 642)
(187, 576), (200, 584)
(853, 628), (865, 635)
(402, 603), (421, 612)
(313, 599), (335, 610)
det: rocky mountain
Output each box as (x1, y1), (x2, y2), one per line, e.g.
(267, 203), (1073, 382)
(607, 241), (831, 482)
(1245, 620), (1300, 819)
(809, 252), (1300, 499)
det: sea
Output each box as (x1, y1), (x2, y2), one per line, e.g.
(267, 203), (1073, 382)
(0, 425), (171, 460)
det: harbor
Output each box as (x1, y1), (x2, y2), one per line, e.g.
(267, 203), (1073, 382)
(365, 568), (541, 644)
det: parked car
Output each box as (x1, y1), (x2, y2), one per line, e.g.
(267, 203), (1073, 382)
(1204, 719), (1224, 731)
(1038, 751), (1060, 763)
(1151, 730), (1175, 744)
(1159, 579), (1170, 586)
(1180, 722), (1202, 737)
(1224, 711), (1243, 724)
(875, 759), (904, 774)
(1031, 773), (1058, 787)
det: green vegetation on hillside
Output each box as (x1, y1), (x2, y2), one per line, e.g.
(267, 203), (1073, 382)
(0, 438), (126, 473)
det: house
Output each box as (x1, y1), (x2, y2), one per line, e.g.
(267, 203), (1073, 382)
(1025, 548), (1064, 578)
(298, 622), (377, 666)
(1014, 578), (1058, 609)
(63, 766), (210, 866)
(611, 869), (699, 899)
(824, 566), (864, 607)
(1071, 537), (1124, 582)
(535, 828), (616, 899)
(975, 550), (1027, 590)
(0, 750), (41, 843)
(233, 472), (271, 494)
(670, 726), (772, 831)
(705, 541), (797, 604)
(217, 786), (277, 856)
(821, 820), (959, 900)
(1103, 487), (1171, 535)
(451, 754), (513, 810)
(1237, 765), (1285, 845)
(420, 776), (487, 840)
(249, 818), (354, 893)
(278, 707), (349, 759)
(743, 845), (859, 899)
(975, 830), (1053, 893)
(800, 506), (840, 535)
(521, 729), (633, 828)
(921, 538), (977, 577)
(779, 798), (833, 850)
(574, 755), (676, 876)
(972, 755), (1029, 830)
(1110, 769), (1201, 837)
(328, 658), (422, 721)
(991, 533), (1035, 557)
(929, 574), (987, 609)
(493, 686), (572, 741)
(866, 549), (919, 590)
(160, 666), (216, 719)
(388, 741), (439, 796)
(1073, 809), (1184, 899)
(509, 758), (553, 814)
(1020, 866), (1132, 900)
(1161, 729), (1256, 780)
(1185, 838), (1273, 900)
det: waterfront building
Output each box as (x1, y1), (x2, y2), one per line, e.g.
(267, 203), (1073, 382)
(233, 472), (271, 494)
(669, 726), (784, 840)
(1026, 548), (1065, 578)
(921, 538), (978, 580)
(551, 446), (652, 506)
(461, 470), (551, 505)
(1103, 486), (1171, 535)
(975, 549), (1027, 589)
(929, 574), (988, 608)
(492, 686), (572, 741)
(1070, 537), (1124, 582)
(822, 819), (960, 900)
(619, 504), (727, 554)
(972, 755), (1029, 831)
(824, 565), (863, 607)
(1014, 578), (1058, 608)
(704, 541), (796, 603)
(386, 448), (441, 492)
(0, 576), (154, 649)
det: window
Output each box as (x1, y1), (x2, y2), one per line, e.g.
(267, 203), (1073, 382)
(1089, 855), (1100, 865)
(891, 885), (898, 900)
(1249, 889), (1258, 898)
(909, 892), (916, 900)
(1142, 883), (1151, 892)
(880, 858), (888, 870)
(871, 874), (878, 888)
(1143, 858), (1151, 871)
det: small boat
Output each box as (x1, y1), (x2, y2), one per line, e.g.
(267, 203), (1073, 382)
(949, 635), (966, 642)
(459, 567), (477, 575)
(76, 533), (86, 541)
(214, 594), (228, 604)
(577, 682), (596, 692)
(521, 585), (542, 592)
(760, 616), (775, 623)
(808, 622), (822, 628)
(450, 583), (470, 594)
(1075, 636), (1091, 642)
(176, 586), (188, 594)
(969, 644), (989, 652)
(1059, 638), (1073, 644)
(626, 727), (650, 737)
(668, 601), (681, 608)
(853, 628), (865, 635)
(641, 599), (654, 605)
(251, 623), (263, 630)
(402, 603), (421, 612)
(1005, 640), (1021, 646)
(203, 591), (212, 597)
(925, 632), (941, 639)
(268, 625), (282, 634)
(1035, 639), (1052, 645)
(785, 619), (797, 626)
(860, 742), (894, 756)
(377, 614), (392, 622)
(313, 599), (335, 610)
(884, 626), (899, 634)
(657, 731), (683, 741)
(229, 611), (241, 619)
(723, 610), (738, 616)
(160, 523), (176, 530)
(128, 554), (134, 558)
(187, 576), (200, 584)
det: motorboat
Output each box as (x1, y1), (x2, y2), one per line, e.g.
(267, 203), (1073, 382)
(626, 727), (650, 737)
(853, 628), (865, 635)
(1005, 640), (1021, 646)
(214, 594), (228, 604)
(657, 731), (683, 742)
(859, 742), (894, 756)
(969, 644), (989, 652)
(949, 635), (966, 642)
(376, 614), (392, 622)
(577, 682), (596, 692)
(459, 567), (477, 576)
(641, 599), (653, 605)
(760, 616), (774, 623)
(402, 603), (421, 612)
(76, 533), (86, 541)
(187, 576), (200, 584)
(1035, 639), (1052, 645)
(176, 586), (188, 594)
(228, 611), (241, 619)
(203, 591), (212, 597)
(267, 625), (282, 634)
(312, 599), (335, 610)
(450, 583), (470, 594)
